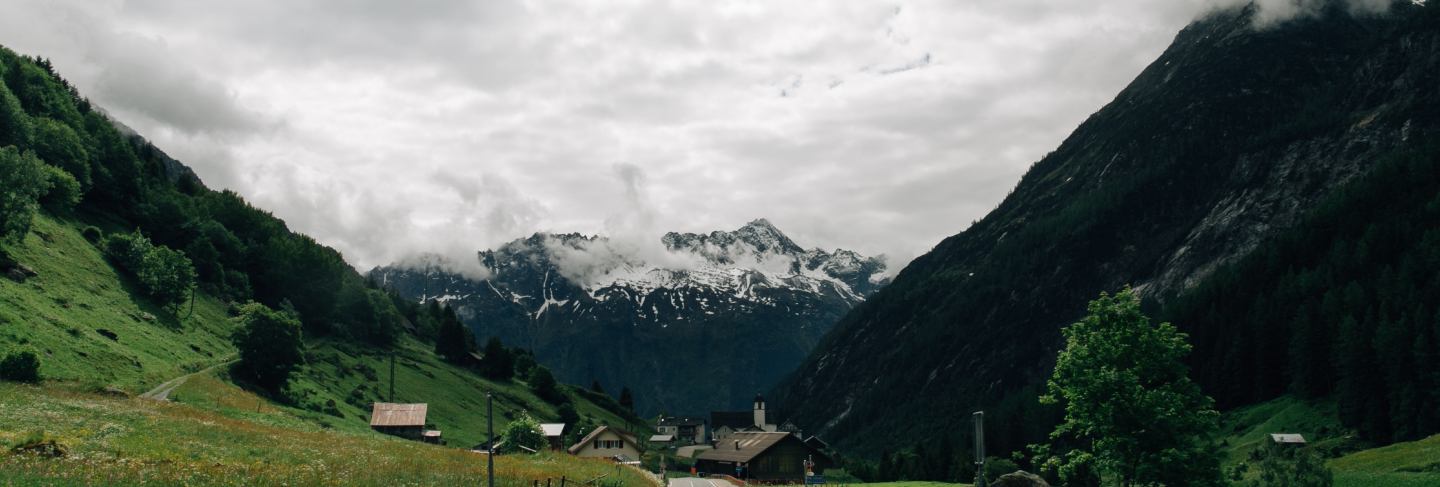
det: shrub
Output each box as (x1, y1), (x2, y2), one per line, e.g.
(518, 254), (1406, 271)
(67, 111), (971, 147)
(0, 349), (41, 383)
(81, 225), (101, 243)
(500, 412), (547, 454)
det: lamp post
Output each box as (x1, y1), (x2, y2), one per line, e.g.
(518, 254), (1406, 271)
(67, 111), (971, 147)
(488, 393), (495, 487)
(973, 411), (986, 487)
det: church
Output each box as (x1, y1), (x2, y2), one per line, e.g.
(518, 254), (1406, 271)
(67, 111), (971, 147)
(710, 395), (799, 441)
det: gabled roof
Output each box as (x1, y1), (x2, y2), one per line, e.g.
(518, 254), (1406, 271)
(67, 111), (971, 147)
(696, 432), (793, 463)
(540, 423), (566, 437)
(370, 403), (428, 427)
(804, 435), (830, 449)
(1270, 433), (1307, 444)
(568, 425), (640, 454)
(650, 434), (675, 442)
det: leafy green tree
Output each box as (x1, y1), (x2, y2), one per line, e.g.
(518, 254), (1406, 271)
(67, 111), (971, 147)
(529, 365), (561, 403)
(38, 164), (80, 212)
(1251, 441), (1332, 487)
(500, 411), (547, 454)
(31, 117), (90, 189)
(1035, 288), (1223, 487)
(557, 402), (580, 427)
(0, 147), (48, 243)
(0, 80), (30, 148)
(434, 304), (473, 362)
(104, 229), (196, 311)
(481, 337), (514, 381)
(619, 386), (635, 412)
(230, 302), (304, 392)
(0, 349), (40, 383)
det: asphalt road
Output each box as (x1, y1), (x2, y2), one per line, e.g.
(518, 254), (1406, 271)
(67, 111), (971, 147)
(667, 477), (735, 487)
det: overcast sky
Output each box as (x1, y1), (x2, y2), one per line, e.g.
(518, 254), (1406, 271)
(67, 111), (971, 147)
(0, 0), (1351, 272)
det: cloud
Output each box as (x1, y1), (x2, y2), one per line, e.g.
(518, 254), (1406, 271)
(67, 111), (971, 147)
(0, 0), (1402, 275)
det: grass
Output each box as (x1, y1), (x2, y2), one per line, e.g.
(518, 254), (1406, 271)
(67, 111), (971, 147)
(0, 382), (656, 486)
(1217, 395), (1440, 487)
(0, 214), (237, 392)
(0, 212), (655, 483)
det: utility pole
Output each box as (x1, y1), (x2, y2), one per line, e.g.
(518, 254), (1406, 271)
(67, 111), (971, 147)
(487, 393), (495, 487)
(973, 410), (986, 487)
(389, 353), (396, 402)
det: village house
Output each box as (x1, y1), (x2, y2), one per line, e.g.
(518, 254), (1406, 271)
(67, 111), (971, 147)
(568, 425), (642, 462)
(695, 431), (832, 483)
(369, 403), (443, 444)
(541, 423), (567, 451)
(656, 416), (706, 445)
(711, 395), (777, 441)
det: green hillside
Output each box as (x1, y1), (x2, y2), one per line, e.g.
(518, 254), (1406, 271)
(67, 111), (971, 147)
(0, 382), (653, 486)
(0, 214), (236, 391)
(1217, 395), (1440, 487)
(0, 43), (649, 484)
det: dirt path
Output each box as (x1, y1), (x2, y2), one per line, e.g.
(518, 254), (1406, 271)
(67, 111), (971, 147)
(140, 358), (237, 401)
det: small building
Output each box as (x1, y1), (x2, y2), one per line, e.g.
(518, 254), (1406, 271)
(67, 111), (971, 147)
(803, 435), (830, 452)
(651, 434), (676, 446)
(370, 403), (442, 443)
(541, 423), (568, 451)
(569, 425), (642, 461)
(657, 416), (707, 445)
(711, 395), (777, 441)
(1270, 433), (1308, 445)
(695, 431), (832, 483)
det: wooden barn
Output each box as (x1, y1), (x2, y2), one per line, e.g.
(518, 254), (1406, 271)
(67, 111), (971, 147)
(695, 431), (831, 483)
(370, 403), (443, 444)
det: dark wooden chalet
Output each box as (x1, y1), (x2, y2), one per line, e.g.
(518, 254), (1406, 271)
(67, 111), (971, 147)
(695, 432), (831, 483)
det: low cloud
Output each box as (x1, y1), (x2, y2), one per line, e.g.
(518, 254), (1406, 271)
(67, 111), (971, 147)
(0, 0), (1408, 277)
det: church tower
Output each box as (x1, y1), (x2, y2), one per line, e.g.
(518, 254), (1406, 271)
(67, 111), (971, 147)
(753, 393), (767, 428)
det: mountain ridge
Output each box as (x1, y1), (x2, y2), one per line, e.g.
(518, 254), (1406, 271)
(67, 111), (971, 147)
(371, 219), (890, 415)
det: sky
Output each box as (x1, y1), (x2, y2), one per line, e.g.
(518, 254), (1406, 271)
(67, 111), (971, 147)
(0, 0), (1388, 274)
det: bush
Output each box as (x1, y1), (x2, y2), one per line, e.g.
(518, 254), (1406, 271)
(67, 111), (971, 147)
(0, 349), (41, 383)
(104, 229), (196, 310)
(81, 226), (101, 243)
(500, 412), (547, 454)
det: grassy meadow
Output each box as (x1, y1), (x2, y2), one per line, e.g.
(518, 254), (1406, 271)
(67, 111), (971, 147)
(0, 213), (652, 484)
(0, 382), (655, 486)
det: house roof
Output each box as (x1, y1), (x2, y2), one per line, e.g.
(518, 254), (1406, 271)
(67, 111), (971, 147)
(370, 403), (428, 427)
(696, 432), (793, 463)
(1270, 433), (1307, 444)
(711, 411), (754, 430)
(540, 423), (566, 437)
(422, 430), (442, 438)
(650, 434), (675, 442)
(658, 416), (705, 427)
(567, 425), (639, 454)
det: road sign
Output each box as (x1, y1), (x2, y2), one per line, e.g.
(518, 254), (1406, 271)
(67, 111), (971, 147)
(805, 475), (826, 485)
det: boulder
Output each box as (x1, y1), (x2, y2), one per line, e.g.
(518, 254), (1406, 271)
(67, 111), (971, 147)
(990, 470), (1050, 487)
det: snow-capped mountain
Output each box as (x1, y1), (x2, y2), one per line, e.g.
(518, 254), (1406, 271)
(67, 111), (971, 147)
(369, 219), (889, 415)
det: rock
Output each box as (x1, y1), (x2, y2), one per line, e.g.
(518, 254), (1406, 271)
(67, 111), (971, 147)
(4, 268), (25, 283)
(990, 470), (1050, 487)
(16, 264), (37, 277)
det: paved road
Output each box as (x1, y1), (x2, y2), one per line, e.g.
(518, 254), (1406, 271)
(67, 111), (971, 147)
(668, 478), (736, 487)
(140, 358), (237, 401)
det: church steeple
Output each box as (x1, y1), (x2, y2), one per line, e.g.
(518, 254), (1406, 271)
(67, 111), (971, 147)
(753, 393), (766, 427)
